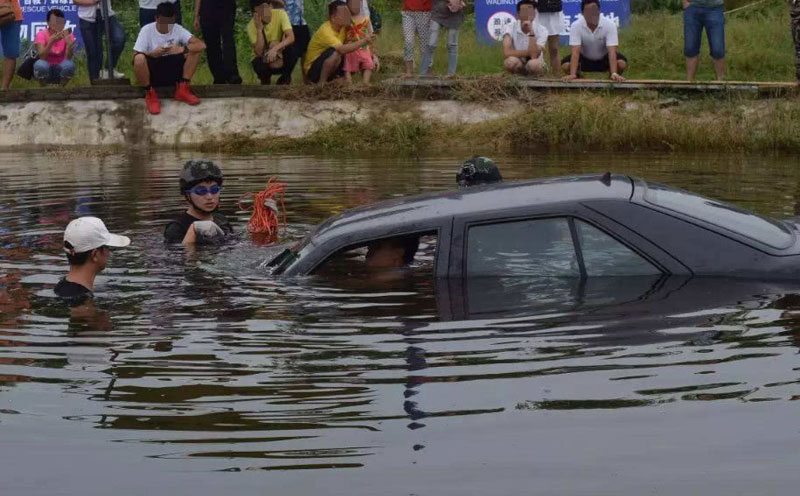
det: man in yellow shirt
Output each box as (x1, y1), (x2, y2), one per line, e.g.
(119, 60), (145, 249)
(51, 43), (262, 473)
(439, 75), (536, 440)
(304, 0), (374, 84)
(248, 0), (295, 84)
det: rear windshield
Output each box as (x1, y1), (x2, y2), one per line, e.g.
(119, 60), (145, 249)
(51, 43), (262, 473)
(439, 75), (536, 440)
(644, 183), (793, 249)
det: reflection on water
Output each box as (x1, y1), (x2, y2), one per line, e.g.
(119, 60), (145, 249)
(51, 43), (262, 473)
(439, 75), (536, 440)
(4, 151), (800, 493)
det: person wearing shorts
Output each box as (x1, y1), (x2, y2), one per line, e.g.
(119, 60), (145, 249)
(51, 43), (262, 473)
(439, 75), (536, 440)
(0, 0), (23, 90)
(133, 2), (206, 114)
(343, 0), (374, 84)
(682, 0), (724, 81)
(561, 0), (626, 81)
(303, 1), (373, 85)
(534, 0), (564, 76)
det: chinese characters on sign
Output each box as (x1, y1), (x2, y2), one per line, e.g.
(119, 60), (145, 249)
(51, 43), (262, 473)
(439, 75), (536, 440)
(19, 0), (82, 47)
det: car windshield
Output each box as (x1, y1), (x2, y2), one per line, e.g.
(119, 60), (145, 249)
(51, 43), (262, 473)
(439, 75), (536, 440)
(644, 182), (793, 249)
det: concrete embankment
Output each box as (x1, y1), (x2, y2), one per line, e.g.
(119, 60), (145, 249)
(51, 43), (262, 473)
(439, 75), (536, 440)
(1, 80), (798, 151)
(0, 93), (510, 148)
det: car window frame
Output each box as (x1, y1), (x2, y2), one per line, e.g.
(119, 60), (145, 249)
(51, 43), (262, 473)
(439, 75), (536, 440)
(453, 206), (667, 279)
(302, 224), (450, 277)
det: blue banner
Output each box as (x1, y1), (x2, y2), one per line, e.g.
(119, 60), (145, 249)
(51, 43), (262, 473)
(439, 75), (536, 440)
(475, 0), (631, 44)
(19, 0), (83, 48)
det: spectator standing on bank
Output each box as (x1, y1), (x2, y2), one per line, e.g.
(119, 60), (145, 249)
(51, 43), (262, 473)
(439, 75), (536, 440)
(502, 0), (547, 77)
(133, 2), (205, 114)
(343, 0), (375, 84)
(140, 0), (182, 26)
(284, 0), (310, 82)
(561, 0), (626, 81)
(33, 9), (76, 85)
(401, 0), (430, 77)
(683, 0), (725, 81)
(0, 0), (23, 90)
(73, 0), (127, 80)
(791, 0), (799, 82)
(420, 0), (466, 77)
(303, 1), (374, 85)
(194, 0), (242, 84)
(535, 0), (564, 77)
(248, 0), (295, 85)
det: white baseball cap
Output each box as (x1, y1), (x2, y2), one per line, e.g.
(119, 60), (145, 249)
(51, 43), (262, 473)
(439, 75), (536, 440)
(64, 216), (131, 254)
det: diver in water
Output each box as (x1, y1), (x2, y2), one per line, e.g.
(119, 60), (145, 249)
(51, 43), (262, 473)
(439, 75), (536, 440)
(456, 156), (503, 188)
(164, 159), (234, 245)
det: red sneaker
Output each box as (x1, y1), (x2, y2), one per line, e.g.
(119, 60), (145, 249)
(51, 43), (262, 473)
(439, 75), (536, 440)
(174, 81), (200, 105)
(144, 88), (160, 115)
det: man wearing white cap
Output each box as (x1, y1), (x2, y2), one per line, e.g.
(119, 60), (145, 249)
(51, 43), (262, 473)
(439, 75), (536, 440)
(54, 216), (131, 305)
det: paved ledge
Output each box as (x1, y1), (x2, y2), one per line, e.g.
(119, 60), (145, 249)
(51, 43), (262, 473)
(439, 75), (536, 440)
(0, 77), (796, 103)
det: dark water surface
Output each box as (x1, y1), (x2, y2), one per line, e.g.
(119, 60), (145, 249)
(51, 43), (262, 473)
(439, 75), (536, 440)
(3, 151), (800, 495)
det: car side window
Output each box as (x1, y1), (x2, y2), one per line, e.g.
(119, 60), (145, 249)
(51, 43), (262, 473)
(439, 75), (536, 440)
(466, 218), (579, 277)
(575, 220), (661, 276)
(313, 232), (438, 278)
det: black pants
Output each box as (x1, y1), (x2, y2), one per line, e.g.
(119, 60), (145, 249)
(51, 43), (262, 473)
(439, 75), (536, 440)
(199, 0), (240, 84)
(281, 25), (310, 83)
(252, 57), (291, 85)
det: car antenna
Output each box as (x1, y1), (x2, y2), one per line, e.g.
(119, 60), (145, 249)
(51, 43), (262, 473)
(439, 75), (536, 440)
(600, 172), (612, 186)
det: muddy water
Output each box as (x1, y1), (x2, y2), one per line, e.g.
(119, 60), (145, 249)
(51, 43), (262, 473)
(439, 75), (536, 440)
(3, 151), (800, 495)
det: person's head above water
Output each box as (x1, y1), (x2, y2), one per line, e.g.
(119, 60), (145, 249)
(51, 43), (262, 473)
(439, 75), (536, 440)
(366, 236), (420, 269)
(457, 156), (503, 188)
(59, 216), (130, 296)
(180, 159), (224, 217)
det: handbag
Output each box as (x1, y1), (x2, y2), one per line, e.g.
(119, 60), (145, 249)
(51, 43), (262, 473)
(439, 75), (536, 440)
(0, 1), (16, 26)
(16, 45), (37, 80)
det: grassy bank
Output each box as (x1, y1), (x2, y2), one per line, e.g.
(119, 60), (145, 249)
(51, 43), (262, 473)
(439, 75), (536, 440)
(195, 93), (800, 154)
(0, 1), (794, 87)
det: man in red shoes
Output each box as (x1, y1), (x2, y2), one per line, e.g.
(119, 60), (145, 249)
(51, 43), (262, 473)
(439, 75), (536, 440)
(132, 2), (206, 114)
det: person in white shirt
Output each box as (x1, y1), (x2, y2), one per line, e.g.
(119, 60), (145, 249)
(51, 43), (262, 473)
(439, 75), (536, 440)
(132, 2), (206, 115)
(561, 0), (626, 82)
(502, 0), (547, 77)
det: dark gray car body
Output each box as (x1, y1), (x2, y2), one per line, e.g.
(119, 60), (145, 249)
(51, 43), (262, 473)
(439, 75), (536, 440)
(272, 173), (800, 279)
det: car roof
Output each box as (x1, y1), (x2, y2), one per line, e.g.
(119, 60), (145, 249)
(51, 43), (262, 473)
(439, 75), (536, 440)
(309, 173), (634, 243)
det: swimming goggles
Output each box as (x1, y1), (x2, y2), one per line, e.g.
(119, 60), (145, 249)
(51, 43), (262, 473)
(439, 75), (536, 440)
(185, 185), (223, 196)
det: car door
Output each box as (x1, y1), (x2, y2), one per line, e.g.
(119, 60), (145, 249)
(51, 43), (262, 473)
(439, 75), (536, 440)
(449, 202), (687, 278)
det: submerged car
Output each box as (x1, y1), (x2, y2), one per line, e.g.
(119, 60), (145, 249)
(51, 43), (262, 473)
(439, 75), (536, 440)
(267, 173), (800, 280)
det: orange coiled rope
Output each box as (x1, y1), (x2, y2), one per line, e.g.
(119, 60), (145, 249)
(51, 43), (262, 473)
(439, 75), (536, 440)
(238, 178), (287, 243)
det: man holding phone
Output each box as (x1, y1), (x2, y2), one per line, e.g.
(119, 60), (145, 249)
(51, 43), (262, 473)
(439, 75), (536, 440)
(132, 2), (206, 114)
(502, 0), (547, 77)
(33, 9), (76, 85)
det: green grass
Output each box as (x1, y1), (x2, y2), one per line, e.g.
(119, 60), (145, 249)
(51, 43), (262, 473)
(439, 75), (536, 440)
(1, 1), (794, 87)
(193, 93), (800, 154)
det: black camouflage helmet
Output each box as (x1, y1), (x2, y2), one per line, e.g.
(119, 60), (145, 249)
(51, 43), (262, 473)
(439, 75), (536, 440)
(179, 159), (224, 194)
(456, 156), (502, 188)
